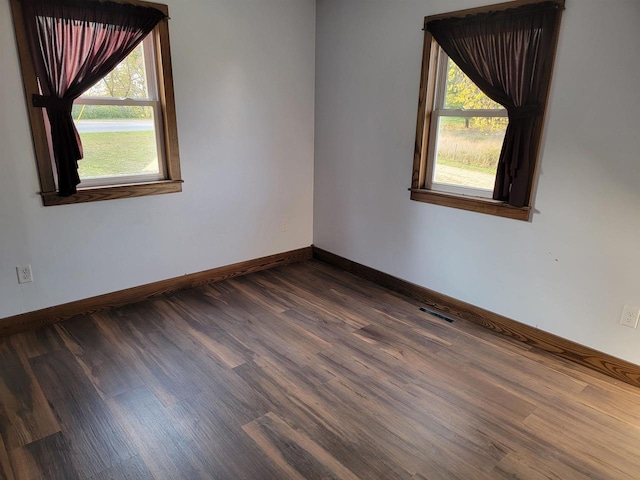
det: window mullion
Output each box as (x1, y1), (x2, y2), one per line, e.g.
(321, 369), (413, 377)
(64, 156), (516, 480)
(439, 109), (508, 117)
(74, 98), (156, 106)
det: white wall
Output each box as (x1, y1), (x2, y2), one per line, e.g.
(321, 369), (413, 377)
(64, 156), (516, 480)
(314, 0), (640, 364)
(0, 0), (315, 318)
(4, 0), (640, 367)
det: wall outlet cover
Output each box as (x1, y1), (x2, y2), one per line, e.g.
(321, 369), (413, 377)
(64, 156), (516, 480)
(16, 265), (33, 284)
(620, 305), (640, 328)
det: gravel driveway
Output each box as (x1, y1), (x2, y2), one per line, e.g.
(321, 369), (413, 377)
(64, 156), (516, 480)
(434, 164), (495, 190)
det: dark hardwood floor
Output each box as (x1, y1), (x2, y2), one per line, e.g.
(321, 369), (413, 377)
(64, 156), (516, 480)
(2, 260), (640, 479)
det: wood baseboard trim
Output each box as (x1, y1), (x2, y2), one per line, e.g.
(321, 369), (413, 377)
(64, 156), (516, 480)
(0, 246), (313, 337)
(312, 246), (640, 390)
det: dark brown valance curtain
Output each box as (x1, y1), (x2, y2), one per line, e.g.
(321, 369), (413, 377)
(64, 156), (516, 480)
(426, 2), (562, 207)
(21, 0), (166, 197)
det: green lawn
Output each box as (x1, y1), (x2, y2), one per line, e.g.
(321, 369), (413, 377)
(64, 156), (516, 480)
(436, 117), (507, 173)
(77, 130), (158, 179)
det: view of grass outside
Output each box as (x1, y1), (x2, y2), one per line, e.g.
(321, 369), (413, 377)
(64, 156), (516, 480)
(433, 57), (508, 191)
(76, 129), (158, 178)
(434, 117), (507, 190)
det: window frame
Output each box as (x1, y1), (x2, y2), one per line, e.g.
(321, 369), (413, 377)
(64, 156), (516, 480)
(410, 0), (564, 221)
(74, 35), (167, 188)
(426, 48), (508, 199)
(10, 0), (182, 206)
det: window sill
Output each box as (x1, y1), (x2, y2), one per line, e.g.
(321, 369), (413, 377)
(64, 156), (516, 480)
(410, 188), (530, 221)
(41, 179), (183, 206)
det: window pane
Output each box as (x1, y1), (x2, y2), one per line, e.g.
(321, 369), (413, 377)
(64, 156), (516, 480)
(433, 116), (507, 191)
(443, 58), (503, 110)
(82, 43), (150, 99)
(73, 105), (160, 180)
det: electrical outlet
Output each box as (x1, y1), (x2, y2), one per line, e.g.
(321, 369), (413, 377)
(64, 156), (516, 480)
(620, 305), (640, 328)
(16, 265), (33, 284)
(281, 217), (288, 232)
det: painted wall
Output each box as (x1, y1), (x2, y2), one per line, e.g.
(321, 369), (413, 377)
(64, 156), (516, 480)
(0, 0), (315, 318)
(314, 0), (640, 364)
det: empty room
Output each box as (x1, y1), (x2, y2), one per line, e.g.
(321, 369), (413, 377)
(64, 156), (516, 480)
(1, 0), (640, 478)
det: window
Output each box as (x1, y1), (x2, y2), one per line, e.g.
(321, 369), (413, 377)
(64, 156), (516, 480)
(427, 51), (508, 199)
(10, 0), (182, 206)
(411, 0), (564, 221)
(74, 37), (166, 187)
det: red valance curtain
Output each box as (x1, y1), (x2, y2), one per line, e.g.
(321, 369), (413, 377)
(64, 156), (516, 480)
(426, 2), (562, 207)
(21, 0), (166, 197)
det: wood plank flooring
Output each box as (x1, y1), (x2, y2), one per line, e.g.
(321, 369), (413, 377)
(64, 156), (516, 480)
(1, 260), (640, 479)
